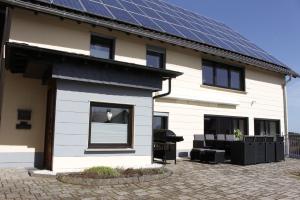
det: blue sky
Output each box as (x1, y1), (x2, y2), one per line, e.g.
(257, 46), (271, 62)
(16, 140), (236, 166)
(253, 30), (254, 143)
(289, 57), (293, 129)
(167, 0), (300, 132)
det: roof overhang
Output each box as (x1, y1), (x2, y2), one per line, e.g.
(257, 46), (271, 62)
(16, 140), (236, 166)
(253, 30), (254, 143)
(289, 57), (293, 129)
(5, 42), (182, 91)
(0, 0), (299, 78)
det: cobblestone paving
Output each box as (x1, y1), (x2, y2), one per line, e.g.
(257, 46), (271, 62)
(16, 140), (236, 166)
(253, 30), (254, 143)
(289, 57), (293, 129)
(1, 159), (300, 199)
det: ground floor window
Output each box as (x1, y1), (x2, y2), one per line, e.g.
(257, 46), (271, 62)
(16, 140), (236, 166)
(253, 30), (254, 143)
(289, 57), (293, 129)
(89, 102), (133, 148)
(204, 115), (248, 136)
(153, 112), (169, 130)
(254, 119), (280, 136)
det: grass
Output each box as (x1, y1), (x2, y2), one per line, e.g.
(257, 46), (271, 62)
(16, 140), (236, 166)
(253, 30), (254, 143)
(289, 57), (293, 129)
(118, 167), (165, 177)
(83, 167), (120, 178)
(74, 166), (166, 179)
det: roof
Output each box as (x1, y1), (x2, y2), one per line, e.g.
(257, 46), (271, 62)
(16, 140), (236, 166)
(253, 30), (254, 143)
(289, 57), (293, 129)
(1, 0), (299, 77)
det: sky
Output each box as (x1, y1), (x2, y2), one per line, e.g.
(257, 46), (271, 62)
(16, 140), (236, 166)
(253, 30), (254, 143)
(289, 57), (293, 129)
(167, 0), (300, 133)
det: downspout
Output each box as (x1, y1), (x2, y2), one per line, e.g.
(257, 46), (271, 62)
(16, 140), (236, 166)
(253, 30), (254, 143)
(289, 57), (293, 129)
(283, 75), (292, 157)
(153, 78), (172, 99)
(151, 78), (172, 164)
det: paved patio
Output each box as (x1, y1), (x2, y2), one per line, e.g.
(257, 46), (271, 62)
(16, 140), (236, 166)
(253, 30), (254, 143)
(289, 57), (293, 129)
(1, 159), (300, 199)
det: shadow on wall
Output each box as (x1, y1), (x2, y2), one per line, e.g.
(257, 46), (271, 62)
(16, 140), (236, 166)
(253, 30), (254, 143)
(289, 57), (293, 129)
(58, 79), (153, 98)
(246, 67), (284, 86)
(34, 152), (44, 168)
(155, 98), (236, 110)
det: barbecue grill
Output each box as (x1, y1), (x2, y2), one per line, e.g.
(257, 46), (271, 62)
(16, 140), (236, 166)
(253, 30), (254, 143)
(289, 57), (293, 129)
(153, 129), (184, 164)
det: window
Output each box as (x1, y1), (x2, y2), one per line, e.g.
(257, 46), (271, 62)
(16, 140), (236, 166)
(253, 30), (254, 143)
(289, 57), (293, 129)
(146, 46), (166, 69)
(216, 67), (228, 87)
(89, 102), (133, 148)
(202, 63), (214, 85)
(254, 119), (280, 136)
(202, 60), (245, 91)
(90, 35), (114, 59)
(204, 115), (248, 136)
(230, 70), (241, 90)
(153, 112), (169, 130)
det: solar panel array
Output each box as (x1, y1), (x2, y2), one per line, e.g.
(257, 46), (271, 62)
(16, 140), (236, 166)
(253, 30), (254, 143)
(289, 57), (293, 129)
(35, 0), (285, 67)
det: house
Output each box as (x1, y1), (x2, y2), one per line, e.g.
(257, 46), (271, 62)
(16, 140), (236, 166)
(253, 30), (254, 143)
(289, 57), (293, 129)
(0, 0), (298, 172)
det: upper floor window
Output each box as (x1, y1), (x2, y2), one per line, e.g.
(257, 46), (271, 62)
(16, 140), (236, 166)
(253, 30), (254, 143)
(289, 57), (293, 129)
(254, 119), (280, 136)
(202, 60), (245, 91)
(90, 35), (115, 59)
(146, 46), (166, 69)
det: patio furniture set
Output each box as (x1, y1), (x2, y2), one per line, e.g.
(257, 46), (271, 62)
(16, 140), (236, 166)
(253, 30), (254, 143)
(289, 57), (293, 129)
(152, 128), (284, 166)
(190, 134), (285, 165)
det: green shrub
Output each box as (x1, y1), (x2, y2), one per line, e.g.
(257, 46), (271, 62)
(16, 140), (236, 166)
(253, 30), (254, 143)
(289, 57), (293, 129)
(234, 129), (243, 141)
(83, 167), (120, 178)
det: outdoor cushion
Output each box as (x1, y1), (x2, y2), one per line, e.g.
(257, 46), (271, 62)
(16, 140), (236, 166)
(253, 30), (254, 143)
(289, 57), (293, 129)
(205, 134), (215, 140)
(194, 134), (204, 141)
(226, 135), (235, 141)
(217, 134), (225, 140)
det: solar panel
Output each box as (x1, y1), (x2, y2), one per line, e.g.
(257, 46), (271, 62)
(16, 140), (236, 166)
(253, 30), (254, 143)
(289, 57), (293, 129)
(136, 5), (164, 21)
(82, 0), (113, 18)
(34, 0), (285, 67)
(130, 0), (148, 7)
(52, 0), (84, 12)
(142, 1), (166, 13)
(119, 1), (143, 14)
(101, 0), (123, 10)
(130, 13), (163, 32)
(106, 6), (139, 25)
(173, 25), (202, 43)
(157, 11), (181, 25)
(152, 19), (185, 38)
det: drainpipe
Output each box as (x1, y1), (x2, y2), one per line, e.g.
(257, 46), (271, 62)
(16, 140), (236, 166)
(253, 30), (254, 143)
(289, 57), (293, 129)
(151, 78), (172, 164)
(283, 75), (292, 157)
(153, 78), (172, 99)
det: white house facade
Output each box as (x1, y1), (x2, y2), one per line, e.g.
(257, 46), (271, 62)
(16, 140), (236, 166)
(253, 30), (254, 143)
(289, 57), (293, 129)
(0, 0), (298, 171)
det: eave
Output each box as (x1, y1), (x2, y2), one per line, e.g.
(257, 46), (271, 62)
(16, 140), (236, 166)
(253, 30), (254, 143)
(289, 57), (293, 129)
(5, 42), (182, 78)
(5, 42), (182, 92)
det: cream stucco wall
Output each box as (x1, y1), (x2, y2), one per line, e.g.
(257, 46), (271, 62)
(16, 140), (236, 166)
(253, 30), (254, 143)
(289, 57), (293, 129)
(0, 70), (47, 167)
(9, 9), (147, 66)
(7, 9), (286, 157)
(0, 71), (47, 150)
(155, 47), (285, 152)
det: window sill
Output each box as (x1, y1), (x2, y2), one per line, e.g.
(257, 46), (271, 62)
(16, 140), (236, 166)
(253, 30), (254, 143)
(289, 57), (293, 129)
(84, 148), (135, 154)
(201, 84), (247, 94)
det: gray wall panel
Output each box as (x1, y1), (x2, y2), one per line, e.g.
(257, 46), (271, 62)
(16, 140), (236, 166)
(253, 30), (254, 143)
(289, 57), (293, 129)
(54, 134), (88, 146)
(53, 80), (153, 159)
(134, 135), (152, 146)
(55, 111), (89, 123)
(56, 100), (89, 112)
(134, 125), (153, 136)
(55, 122), (89, 135)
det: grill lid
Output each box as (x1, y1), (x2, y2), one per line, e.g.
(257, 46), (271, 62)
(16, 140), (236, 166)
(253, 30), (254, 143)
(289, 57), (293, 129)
(154, 129), (184, 143)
